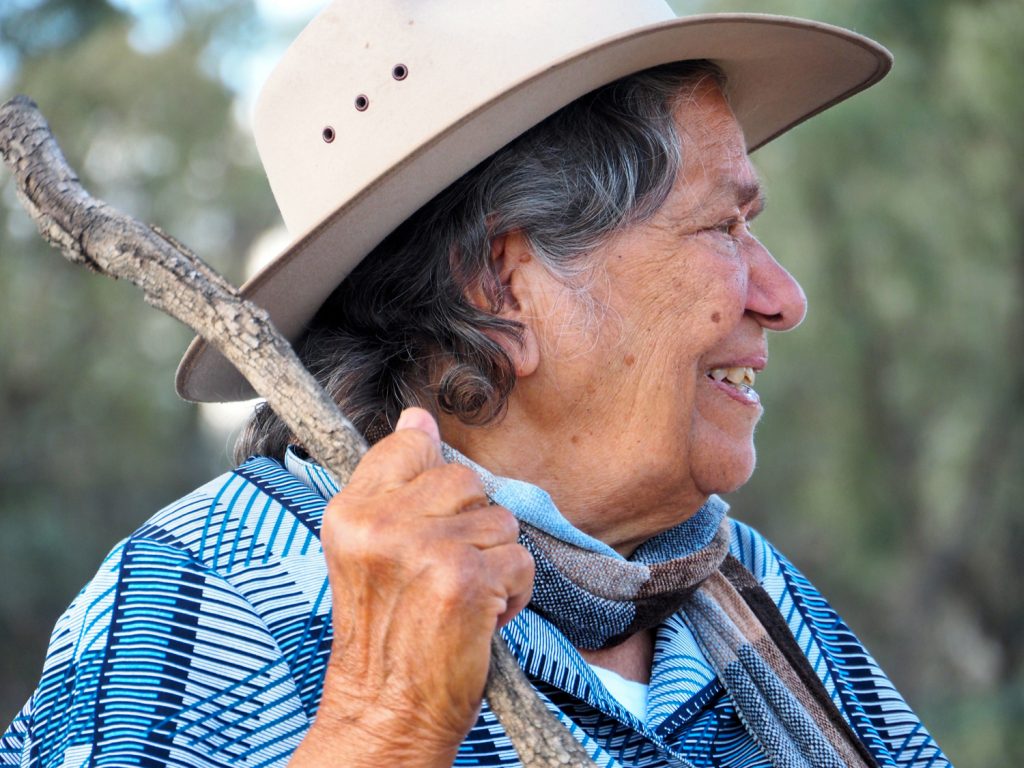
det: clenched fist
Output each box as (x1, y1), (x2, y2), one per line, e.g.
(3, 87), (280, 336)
(289, 408), (535, 768)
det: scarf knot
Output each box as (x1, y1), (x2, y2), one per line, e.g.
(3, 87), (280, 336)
(438, 445), (877, 768)
(522, 499), (730, 650)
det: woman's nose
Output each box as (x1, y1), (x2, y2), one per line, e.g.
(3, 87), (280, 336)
(744, 237), (807, 331)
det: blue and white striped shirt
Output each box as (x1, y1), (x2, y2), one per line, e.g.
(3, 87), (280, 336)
(0, 451), (950, 767)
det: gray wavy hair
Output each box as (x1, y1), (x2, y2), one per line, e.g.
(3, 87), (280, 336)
(235, 60), (724, 463)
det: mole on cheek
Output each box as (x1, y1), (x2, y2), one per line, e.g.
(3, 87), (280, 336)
(711, 311), (721, 323)
(623, 353), (636, 367)
(571, 435), (580, 445)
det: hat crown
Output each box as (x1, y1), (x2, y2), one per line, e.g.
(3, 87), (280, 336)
(254, 0), (676, 237)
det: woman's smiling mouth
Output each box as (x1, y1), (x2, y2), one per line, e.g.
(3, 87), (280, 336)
(707, 366), (761, 404)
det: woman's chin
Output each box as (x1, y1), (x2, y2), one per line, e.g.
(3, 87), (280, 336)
(691, 442), (758, 498)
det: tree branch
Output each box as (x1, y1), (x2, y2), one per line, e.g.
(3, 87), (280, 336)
(0, 94), (595, 768)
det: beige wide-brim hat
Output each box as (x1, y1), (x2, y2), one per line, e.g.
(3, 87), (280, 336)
(176, 0), (891, 403)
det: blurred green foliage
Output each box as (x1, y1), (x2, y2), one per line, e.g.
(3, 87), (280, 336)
(2, 1), (1021, 766)
(0, 0), (283, 727)
(680, 1), (1024, 765)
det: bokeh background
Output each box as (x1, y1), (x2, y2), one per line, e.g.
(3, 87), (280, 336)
(1, 1), (1020, 765)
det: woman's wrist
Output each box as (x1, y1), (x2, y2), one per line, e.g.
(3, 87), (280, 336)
(289, 705), (461, 768)
(287, 665), (465, 768)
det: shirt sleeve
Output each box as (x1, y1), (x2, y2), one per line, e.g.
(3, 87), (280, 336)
(1, 535), (310, 768)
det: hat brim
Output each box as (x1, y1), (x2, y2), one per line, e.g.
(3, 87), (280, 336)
(177, 13), (891, 403)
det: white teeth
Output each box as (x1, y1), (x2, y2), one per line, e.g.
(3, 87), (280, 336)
(709, 366), (756, 387)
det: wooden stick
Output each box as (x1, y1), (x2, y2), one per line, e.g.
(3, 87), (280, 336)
(0, 94), (596, 767)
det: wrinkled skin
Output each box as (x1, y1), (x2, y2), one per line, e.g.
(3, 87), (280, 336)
(444, 80), (806, 556)
(290, 81), (807, 766)
(290, 408), (533, 767)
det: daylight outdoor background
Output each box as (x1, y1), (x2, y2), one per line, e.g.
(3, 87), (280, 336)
(1, 1), (1021, 765)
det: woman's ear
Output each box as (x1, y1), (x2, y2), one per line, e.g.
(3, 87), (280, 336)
(468, 230), (542, 378)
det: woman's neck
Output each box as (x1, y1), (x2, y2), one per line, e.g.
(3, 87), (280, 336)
(577, 629), (655, 684)
(439, 408), (707, 557)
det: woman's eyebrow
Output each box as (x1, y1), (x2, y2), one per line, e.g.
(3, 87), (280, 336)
(700, 178), (762, 211)
(734, 180), (764, 210)
(694, 180), (764, 221)
(748, 188), (767, 218)
(664, 180), (765, 232)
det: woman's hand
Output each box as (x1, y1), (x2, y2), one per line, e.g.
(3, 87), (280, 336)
(289, 408), (534, 768)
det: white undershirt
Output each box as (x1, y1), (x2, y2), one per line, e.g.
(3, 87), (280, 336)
(588, 664), (649, 722)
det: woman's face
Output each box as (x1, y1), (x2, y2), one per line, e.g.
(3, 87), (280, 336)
(510, 80), (807, 547)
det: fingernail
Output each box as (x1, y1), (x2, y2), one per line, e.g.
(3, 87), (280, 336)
(394, 409), (415, 431)
(393, 408), (441, 446)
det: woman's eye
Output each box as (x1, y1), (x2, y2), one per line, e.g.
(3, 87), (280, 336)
(707, 219), (744, 238)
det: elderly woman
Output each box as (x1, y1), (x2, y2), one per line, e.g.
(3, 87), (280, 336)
(2, 2), (950, 767)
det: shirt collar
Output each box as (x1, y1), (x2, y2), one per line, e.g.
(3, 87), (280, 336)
(284, 445), (340, 498)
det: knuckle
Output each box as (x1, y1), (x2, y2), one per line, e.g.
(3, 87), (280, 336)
(510, 544), (536, 578)
(416, 464), (484, 506)
(442, 463), (484, 493)
(427, 552), (480, 600)
(324, 494), (406, 556)
(490, 506), (521, 539)
(473, 505), (519, 542)
(324, 501), (376, 550)
(323, 493), (357, 529)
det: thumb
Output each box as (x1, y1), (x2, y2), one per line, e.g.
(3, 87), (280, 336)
(347, 407), (444, 493)
(394, 407), (442, 445)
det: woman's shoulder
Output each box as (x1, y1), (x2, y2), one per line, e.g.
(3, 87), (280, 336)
(723, 518), (951, 767)
(725, 517), (790, 586)
(134, 454), (331, 571)
(1, 456), (333, 767)
(724, 517), (852, 647)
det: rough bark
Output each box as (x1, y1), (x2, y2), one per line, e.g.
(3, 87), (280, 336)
(487, 637), (599, 765)
(0, 94), (596, 768)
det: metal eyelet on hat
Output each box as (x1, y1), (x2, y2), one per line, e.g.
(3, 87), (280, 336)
(321, 126), (336, 143)
(354, 94), (369, 111)
(392, 63), (408, 81)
